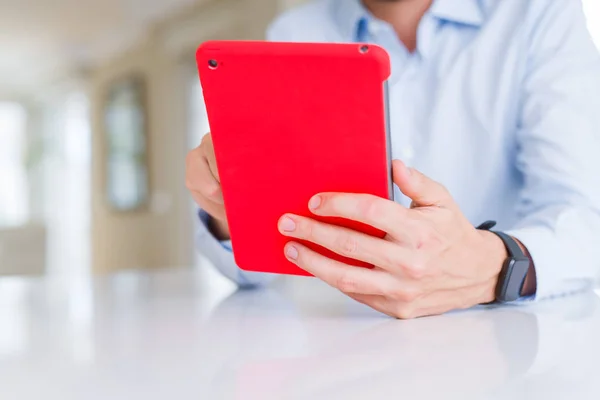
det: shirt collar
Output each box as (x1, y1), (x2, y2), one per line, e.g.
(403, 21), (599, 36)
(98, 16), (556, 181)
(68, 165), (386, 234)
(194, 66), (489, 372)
(331, 0), (485, 43)
(330, 0), (370, 42)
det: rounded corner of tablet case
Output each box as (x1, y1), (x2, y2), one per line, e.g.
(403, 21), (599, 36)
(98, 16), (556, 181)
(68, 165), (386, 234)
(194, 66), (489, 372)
(370, 44), (392, 81)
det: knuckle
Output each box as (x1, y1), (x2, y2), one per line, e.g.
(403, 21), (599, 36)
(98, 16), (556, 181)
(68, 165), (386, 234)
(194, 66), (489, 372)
(337, 234), (358, 256)
(335, 273), (359, 293)
(395, 306), (417, 320)
(188, 143), (205, 158)
(205, 183), (221, 198)
(405, 260), (427, 280)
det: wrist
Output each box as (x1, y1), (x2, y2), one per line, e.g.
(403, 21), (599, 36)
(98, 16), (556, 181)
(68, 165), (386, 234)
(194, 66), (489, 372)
(476, 229), (537, 302)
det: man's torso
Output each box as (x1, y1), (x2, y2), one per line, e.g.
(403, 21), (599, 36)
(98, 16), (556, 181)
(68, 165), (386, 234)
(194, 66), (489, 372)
(269, 0), (555, 229)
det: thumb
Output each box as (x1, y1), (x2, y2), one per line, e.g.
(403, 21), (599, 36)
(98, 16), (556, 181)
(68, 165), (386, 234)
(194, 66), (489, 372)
(392, 159), (453, 208)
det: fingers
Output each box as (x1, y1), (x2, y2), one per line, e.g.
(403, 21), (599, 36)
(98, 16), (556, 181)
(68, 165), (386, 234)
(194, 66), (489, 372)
(283, 241), (398, 296)
(278, 214), (415, 271)
(347, 293), (424, 320)
(349, 287), (481, 320)
(202, 133), (220, 182)
(186, 133), (227, 224)
(391, 159), (453, 208)
(185, 137), (223, 205)
(346, 293), (396, 317)
(307, 192), (411, 236)
(190, 190), (227, 221)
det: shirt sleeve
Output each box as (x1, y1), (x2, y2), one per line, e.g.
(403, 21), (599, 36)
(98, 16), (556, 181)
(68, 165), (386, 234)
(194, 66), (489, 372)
(506, 0), (600, 301)
(193, 20), (288, 288)
(195, 210), (278, 288)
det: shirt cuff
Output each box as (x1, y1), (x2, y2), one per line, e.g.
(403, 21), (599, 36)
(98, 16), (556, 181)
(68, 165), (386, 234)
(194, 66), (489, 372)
(198, 209), (233, 252)
(506, 225), (593, 303)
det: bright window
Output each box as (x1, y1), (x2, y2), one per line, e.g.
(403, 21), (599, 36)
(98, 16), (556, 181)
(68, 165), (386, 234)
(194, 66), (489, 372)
(0, 103), (28, 228)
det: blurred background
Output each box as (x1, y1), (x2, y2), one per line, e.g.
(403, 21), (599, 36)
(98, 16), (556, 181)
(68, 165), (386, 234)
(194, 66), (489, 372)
(0, 0), (599, 281)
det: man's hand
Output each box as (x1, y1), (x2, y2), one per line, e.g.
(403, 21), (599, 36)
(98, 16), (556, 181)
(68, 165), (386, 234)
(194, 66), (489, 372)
(185, 133), (230, 240)
(278, 160), (508, 319)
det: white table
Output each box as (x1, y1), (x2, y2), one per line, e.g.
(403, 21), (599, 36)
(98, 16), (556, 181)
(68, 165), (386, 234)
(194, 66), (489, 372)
(1, 266), (599, 400)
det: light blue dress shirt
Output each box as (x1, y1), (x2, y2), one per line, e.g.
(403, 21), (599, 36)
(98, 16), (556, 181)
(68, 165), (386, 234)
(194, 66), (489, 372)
(196, 0), (600, 301)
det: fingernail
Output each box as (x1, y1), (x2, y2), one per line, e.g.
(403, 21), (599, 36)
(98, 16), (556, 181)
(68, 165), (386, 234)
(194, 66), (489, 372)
(285, 245), (299, 261)
(279, 216), (296, 232)
(309, 195), (322, 210)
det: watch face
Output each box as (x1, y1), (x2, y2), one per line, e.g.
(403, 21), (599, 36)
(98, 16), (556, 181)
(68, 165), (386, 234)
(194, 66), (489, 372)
(500, 259), (531, 302)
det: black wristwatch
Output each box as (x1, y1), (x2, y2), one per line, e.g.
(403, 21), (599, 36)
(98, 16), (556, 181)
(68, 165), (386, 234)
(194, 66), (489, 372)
(477, 221), (531, 303)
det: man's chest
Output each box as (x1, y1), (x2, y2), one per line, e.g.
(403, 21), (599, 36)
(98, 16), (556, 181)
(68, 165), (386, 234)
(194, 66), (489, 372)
(275, 4), (532, 214)
(382, 27), (527, 179)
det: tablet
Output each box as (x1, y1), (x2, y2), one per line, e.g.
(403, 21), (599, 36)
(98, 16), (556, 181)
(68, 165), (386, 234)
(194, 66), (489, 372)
(196, 40), (392, 276)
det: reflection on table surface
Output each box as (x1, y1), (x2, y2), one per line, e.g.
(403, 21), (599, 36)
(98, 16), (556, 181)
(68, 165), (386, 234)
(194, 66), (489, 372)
(0, 267), (599, 400)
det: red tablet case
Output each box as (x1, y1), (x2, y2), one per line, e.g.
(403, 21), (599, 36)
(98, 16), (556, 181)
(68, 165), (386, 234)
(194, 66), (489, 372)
(196, 40), (392, 276)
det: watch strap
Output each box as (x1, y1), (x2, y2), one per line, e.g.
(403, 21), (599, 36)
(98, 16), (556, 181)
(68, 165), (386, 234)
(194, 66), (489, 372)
(477, 220), (531, 303)
(493, 231), (526, 259)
